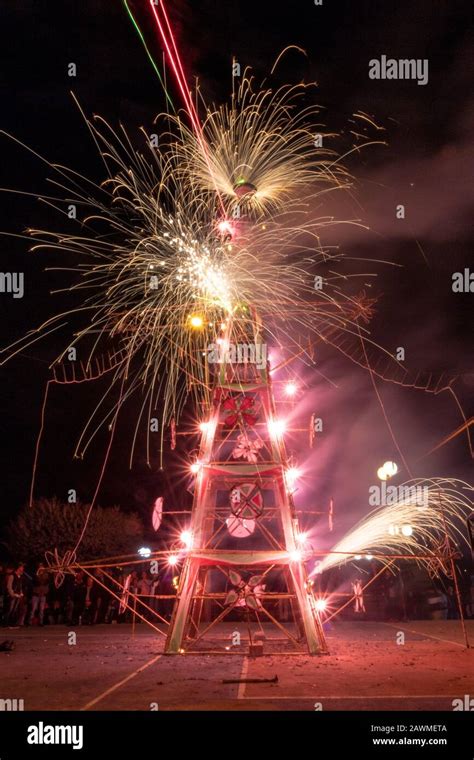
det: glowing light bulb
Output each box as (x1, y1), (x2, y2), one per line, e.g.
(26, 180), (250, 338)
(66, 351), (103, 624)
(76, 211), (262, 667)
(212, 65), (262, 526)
(189, 315), (204, 329)
(285, 382), (297, 397)
(190, 461), (202, 474)
(138, 547), (151, 558)
(314, 599), (327, 612)
(296, 531), (307, 545)
(180, 530), (193, 549)
(199, 421), (210, 432)
(289, 549), (302, 562)
(168, 555), (179, 567)
(285, 467), (300, 493)
(268, 419), (286, 438)
(377, 461), (398, 481)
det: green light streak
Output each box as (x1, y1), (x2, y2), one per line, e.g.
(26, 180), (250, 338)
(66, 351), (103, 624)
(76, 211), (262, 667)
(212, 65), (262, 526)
(121, 0), (175, 112)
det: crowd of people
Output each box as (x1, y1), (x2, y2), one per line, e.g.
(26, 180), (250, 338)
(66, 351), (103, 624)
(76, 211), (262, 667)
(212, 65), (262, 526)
(0, 562), (176, 627)
(1, 561), (473, 627)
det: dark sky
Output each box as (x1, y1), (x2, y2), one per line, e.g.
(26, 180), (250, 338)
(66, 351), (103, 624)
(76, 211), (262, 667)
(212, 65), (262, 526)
(0, 1), (472, 547)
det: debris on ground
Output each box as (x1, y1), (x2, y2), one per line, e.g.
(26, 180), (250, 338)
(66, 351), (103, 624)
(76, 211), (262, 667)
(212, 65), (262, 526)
(222, 675), (278, 684)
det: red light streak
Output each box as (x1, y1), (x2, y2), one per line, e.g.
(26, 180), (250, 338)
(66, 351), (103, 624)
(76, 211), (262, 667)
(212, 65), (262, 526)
(148, 1), (227, 217)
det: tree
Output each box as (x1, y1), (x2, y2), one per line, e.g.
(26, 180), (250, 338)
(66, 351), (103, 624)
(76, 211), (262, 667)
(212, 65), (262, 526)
(5, 498), (144, 563)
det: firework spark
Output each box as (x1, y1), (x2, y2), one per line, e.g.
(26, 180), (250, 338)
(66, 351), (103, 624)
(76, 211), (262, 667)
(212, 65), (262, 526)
(169, 76), (351, 218)
(313, 478), (474, 575)
(1, 84), (377, 466)
(0, 78), (461, 471)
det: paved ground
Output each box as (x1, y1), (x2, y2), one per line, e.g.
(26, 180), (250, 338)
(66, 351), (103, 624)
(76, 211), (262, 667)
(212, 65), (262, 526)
(1, 621), (473, 711)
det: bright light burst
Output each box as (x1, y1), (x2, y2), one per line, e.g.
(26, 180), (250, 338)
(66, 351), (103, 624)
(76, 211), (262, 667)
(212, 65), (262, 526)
(314, 598), (328, 612)
(268, 419), (286, 438)
(0, 82), (392, 466)
(285, 467), (300, 494)
(180, 530), (193, 549)
(170, 77), (351, 217)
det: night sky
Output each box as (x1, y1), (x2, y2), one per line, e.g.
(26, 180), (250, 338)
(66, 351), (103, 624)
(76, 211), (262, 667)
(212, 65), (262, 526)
(0, 1), (472, 550)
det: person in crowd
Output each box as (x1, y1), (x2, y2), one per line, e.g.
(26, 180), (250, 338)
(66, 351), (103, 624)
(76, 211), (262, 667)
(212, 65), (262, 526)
(71, 571), (86, 625)
(81, 576), (98, 625)
(5, 563), (27, 627)
(0, 564), (11, 624)
(62, 572), (76, 625)
(446, 585), (459, 619)
(29, 563), (50, 626)
(47, 597), (64, 626)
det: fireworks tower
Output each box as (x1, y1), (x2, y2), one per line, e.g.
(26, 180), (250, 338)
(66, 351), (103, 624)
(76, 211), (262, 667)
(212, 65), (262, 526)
(165, 308), (328, 654)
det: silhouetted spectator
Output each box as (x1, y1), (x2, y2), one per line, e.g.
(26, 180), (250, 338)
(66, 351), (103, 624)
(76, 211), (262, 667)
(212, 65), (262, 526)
(447, 585), (459, 619)
(29, 563), (50, 626)
(5, 563), (27, 626)
(72, 572), (86, 625)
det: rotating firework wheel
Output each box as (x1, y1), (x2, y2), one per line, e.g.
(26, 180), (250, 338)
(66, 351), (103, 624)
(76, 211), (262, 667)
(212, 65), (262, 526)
(223, 394), (259, 428)
(229, 482), (264, 520)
